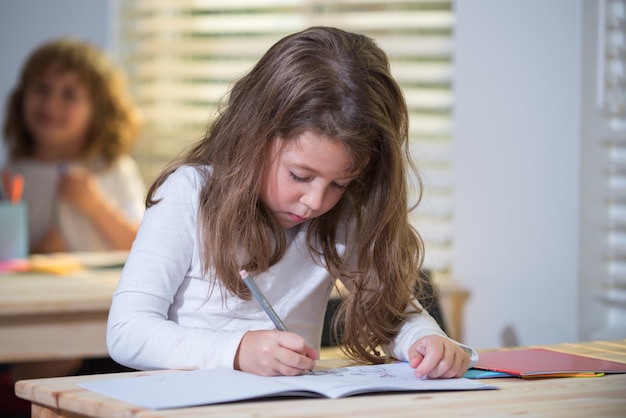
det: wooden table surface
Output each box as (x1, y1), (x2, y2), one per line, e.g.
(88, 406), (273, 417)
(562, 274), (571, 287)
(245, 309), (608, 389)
(15, 339), (626, 418)
(0, 267), (121, 362)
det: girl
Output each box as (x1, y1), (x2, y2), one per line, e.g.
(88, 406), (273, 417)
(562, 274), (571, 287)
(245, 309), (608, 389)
(0, 38), (144, 415)
(107, 27), (477, 378)
(3, 37), (145, 254)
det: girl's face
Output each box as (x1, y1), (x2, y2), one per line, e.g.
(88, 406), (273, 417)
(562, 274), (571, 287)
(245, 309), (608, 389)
(22, 64), (93, 160)
(260, 131), (355, 229)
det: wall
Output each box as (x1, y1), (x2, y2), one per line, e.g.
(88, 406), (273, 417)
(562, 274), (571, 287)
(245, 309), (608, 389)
(453, 0), (583, 349)
(0, 0), (114, 164)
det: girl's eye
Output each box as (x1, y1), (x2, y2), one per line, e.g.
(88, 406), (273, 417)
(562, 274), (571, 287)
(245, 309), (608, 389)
(332, 182), (349, 191)
(289, 171), (310, 183)
(30, 82), (48, 95)
(289, 171), (349, 190)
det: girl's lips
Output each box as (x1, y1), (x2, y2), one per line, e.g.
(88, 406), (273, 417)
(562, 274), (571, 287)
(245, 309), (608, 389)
(288, 213), (306, 223)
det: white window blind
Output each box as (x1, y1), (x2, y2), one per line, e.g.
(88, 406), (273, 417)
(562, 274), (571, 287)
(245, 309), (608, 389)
(603, 0), (626, 336)
(117, 0), (455, 276)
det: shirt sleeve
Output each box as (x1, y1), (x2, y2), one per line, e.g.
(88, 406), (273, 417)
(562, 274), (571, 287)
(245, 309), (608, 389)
(106, 166), (247, 371)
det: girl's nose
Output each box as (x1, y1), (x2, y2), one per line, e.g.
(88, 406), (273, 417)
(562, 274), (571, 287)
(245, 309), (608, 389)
(39, 91), (58, 111)
(301, 187), (325, 211)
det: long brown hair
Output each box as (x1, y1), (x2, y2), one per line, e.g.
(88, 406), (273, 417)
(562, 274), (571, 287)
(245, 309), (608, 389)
(148, 26), (426, 364)
(3, 37), (140, 168)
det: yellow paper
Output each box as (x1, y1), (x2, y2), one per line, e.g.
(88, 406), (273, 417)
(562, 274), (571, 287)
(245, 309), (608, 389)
(521, 372), (604, 379)
(29, 254), (82, 275)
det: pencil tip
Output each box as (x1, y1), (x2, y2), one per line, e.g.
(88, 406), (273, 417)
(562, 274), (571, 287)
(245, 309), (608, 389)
(239, 270), (248, 279)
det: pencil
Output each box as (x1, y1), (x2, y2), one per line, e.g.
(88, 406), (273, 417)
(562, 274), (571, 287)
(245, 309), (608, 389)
(10, 174), (24, 205)
(239, 269), (288, 332)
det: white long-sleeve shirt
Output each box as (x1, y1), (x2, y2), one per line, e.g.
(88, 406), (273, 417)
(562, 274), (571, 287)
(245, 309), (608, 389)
(107, 166), (477, 371)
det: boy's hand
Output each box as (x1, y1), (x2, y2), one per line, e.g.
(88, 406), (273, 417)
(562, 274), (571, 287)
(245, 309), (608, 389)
(408, 335), (470, 379)
(234, 330), (318, 376)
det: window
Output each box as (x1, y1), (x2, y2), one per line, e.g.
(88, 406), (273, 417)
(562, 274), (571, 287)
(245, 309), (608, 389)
(118, 0), (455, 277)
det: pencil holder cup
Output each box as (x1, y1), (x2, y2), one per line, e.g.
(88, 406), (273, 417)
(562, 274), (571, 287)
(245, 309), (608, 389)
(0, 201), (28, 260)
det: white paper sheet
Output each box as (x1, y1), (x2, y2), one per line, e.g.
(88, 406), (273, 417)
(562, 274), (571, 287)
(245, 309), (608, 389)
(80, 363), (496, 410)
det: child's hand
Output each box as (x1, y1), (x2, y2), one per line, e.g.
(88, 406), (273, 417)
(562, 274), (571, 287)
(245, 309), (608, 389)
(408, 335), (471, 379)
(57, 167), (105, 214)
(234, 330), (318, 376)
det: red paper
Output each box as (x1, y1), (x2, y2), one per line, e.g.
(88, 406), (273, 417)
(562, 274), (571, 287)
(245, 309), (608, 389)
(475, 348), (626, 376)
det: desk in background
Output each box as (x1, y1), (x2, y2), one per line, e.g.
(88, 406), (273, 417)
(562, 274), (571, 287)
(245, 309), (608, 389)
(0, 267), (121, 363)
(15, 339), (626, 418)
(0, 259), (470, 363)
(435, 280), (470, 342)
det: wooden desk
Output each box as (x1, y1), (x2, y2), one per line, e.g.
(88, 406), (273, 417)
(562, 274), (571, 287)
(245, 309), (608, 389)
(0, 268), (121, 362)
(15, 339), (626, 418)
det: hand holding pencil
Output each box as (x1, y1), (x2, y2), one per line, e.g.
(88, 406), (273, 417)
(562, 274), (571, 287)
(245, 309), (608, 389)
(235, 270), (318, 376)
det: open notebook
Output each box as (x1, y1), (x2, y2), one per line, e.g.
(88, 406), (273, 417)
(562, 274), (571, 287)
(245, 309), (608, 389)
(80, 363), (496, 410)
(473, 348), (626, 377)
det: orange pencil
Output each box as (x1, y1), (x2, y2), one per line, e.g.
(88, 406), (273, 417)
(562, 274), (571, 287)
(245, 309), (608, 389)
(10, 174), (24, 205)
